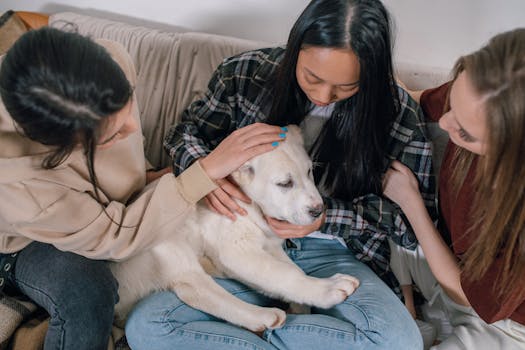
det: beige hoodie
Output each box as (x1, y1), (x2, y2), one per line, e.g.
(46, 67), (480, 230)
(0, 39), (216, 260)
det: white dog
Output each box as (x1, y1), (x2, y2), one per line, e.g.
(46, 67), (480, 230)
(111, 125), (359, 331)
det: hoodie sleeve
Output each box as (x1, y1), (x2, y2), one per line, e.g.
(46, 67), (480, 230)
(1, 161), (216, 260)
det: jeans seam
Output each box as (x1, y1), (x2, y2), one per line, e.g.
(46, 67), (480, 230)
(15, 277), (65, 350)
(159, 288), (273, 350)
(167, 327), (269, 350)
(163, 288), (261, 323)
(269, 323), (353, 339)
(340, 301), (382, 343)
(269, 321), (380, 343)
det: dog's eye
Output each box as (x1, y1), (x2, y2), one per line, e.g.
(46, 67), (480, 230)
(277, 179), (294, 188)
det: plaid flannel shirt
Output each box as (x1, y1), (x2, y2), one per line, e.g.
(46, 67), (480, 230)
(164, 47), (437, 293)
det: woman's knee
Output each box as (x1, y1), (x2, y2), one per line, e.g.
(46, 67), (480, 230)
(328, 288), (422, 349)
(15, 243), (118, 332)
(125, 292), (180, 348)
(367, 305), (423, 350)
(49, 268), (118, 339)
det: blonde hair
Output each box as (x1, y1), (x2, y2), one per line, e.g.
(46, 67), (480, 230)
(450, 28), (525, 302)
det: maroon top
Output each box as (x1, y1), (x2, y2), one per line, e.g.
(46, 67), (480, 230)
(421, 83), (525, 325)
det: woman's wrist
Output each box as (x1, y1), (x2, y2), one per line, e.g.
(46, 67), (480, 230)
(199, 156), (218, 181)
(400, 193), (426, 219)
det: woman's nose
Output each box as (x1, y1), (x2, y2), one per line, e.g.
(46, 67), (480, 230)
(123, 113), (139, 135)
(315, 85), (335, 104)
(438, 112), (452, 133)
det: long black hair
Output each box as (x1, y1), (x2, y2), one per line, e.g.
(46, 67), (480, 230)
(0, 27), (132, 203)
(266, 0), (399, 200)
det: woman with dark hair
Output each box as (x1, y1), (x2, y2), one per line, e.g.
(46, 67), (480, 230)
(126, 0), (433, 349)
(384, 28), (525, 349)
(0, 27), (283, 349)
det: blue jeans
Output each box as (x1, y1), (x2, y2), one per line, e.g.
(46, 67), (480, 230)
(4, 242), (119, 350)
(126, 238), (422, 350)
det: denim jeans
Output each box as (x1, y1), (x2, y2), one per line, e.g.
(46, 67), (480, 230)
(126, 237), (422, 350)
(5, 242), (119, 350)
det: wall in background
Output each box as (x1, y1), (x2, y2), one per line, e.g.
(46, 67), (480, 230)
(2, 0), (524, 71)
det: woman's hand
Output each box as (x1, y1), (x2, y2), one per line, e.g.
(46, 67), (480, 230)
(146, 166), (173, 184)
(200, 123), (286, 180)
(265, 213), (325, 239)
(199, 123), (286, 220)
(204, 177), (251, 221)
(382, 160), (422, 210)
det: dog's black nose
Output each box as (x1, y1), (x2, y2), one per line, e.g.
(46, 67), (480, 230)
(308, 204), (324, 218)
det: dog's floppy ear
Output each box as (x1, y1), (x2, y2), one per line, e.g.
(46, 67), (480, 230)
(230, 164), (255, 186)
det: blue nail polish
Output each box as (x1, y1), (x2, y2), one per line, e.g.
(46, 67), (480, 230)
(272, 141), (279, 147)
(281, 126), (288, 132)
(279, 133), (286, 138)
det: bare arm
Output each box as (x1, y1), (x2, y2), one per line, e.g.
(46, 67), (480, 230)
(383, 160), (470, 306)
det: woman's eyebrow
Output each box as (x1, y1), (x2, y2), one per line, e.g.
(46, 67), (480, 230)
(455, 117), (477, 141)
(304, 67), (359, 86)
(99, 131), (119, 145)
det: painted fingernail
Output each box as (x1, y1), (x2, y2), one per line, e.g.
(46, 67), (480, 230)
(272, 141), (279, 147)
(281, 126), (288, 132)
(279, 133), (286, 138)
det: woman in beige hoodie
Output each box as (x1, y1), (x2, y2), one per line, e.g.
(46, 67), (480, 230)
(0, 27), (284, 350)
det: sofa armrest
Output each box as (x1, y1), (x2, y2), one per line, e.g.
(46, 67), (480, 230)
(15, 11), (49, 29)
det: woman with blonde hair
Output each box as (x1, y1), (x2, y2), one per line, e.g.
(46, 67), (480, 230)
(383, 28), (525, 349)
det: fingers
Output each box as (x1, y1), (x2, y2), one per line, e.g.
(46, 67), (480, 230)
(158, 166), (173, 177)
(235, 123), (287, 151)
(265, 215), (323, 239)
(389, 160), (401, 170)
(206, 191), (237, 221)
(204, 196), (221, 215)
(215, 187), (247, 215)
(267, 223), (306, 239)
(241, 132), (285, 151)
(221, 178), (251, 205)
(206, 178), (250, 219)
(266, 216), (295, 230)
(237, 123), (284, 138)
(238, 143), (277, 164)
(389, 160), (410, 175)
(266, 217), (295, 238)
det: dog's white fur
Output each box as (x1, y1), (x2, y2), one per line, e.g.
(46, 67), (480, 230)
(111, 125), (359, 331)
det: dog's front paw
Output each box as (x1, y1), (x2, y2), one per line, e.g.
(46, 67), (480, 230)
(244, 307), (286, 332)
(317, 273), (360, 308)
